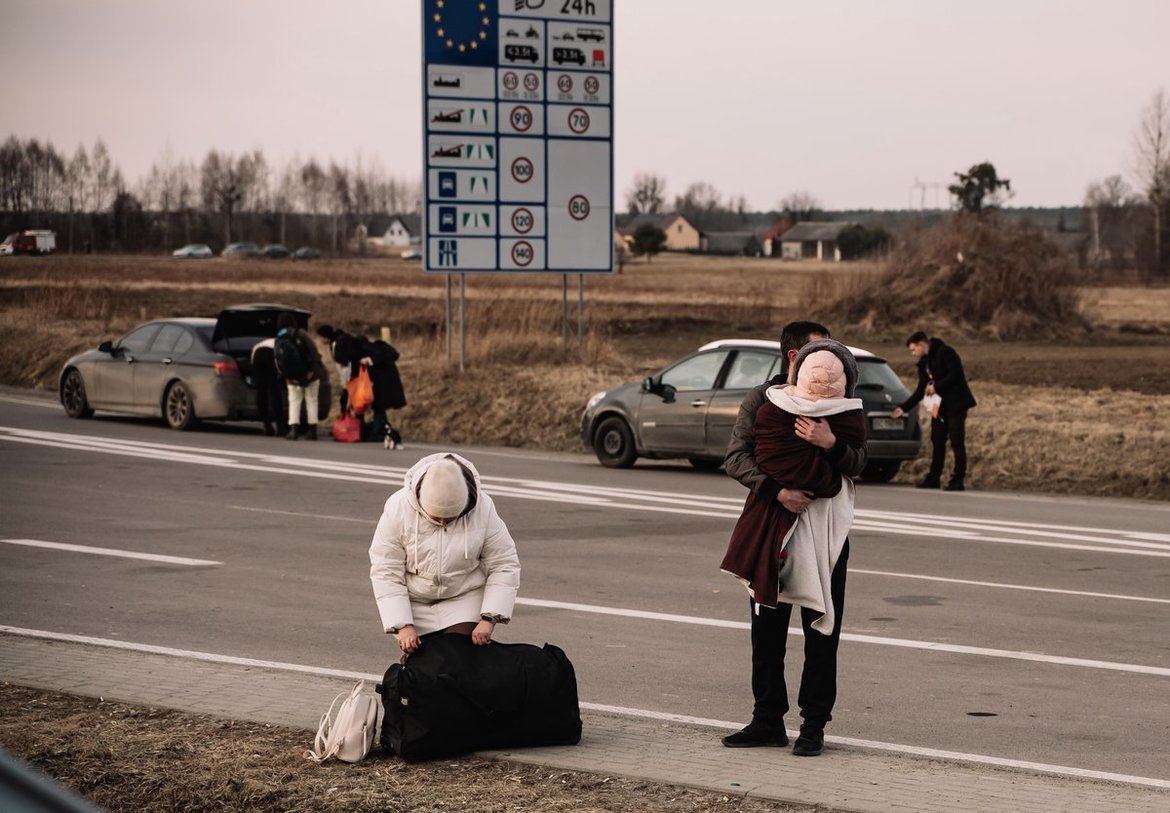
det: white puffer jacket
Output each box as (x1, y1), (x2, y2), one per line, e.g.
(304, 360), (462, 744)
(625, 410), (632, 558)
(369, 452), (520, 635)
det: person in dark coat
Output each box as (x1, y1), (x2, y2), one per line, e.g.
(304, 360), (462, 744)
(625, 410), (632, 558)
(721, 323), (868, 759)
(318, 325), (407, 449)
(250, 338), (289, 437)
(893, 331), (977, 491)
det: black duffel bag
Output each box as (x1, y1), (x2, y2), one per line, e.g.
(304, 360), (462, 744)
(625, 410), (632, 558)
(378, 634), (582, 762)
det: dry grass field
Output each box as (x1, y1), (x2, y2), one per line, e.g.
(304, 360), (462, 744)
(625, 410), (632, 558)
(0, 684), (820, 813)
(1, 252), (1168, 500)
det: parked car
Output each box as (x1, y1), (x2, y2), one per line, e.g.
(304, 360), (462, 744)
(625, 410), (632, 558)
(293, 246), (321, 260)
(222, 242), (260, 257)
(58, 303), (324, 431)
(260, 243), (290, 259)
(400, 248), (422, 260)
(172, 243), (213, 259)
(580, 339), (922, 481)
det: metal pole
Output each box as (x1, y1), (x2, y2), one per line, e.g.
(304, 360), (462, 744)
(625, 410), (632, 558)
(562, 273), (569, 352)
(459, 273), (466, 373)
(445, 273), (452, 362)
(577, 273), (584, 354)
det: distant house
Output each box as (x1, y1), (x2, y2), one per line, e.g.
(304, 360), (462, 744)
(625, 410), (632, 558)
(365, 214), (421, 248)
(761, 218), (794, 257)
(779, 221), (856, 261)
(620, 213), (704, 252)
(704, 231), (763, 256)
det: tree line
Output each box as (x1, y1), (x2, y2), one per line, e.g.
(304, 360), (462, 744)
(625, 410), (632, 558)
(0, 137), (420, 255)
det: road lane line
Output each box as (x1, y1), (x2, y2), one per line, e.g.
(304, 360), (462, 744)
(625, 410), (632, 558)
(4, 425), (1168, 556)
(1, 626), (1166, 790)
(0, 538), (221, 566)
(514, 598), (1170, 676)
(851, 569), (1170, 605)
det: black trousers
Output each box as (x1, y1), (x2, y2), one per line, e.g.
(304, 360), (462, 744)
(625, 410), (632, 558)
(749, 539), (849, 729)
(928, 408), (969, 481)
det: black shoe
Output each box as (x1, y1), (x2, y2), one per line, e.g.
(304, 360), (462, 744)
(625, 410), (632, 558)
(916, 477), (941, 489)
(306, 425), (318, 441)
(944, 480), (965, 491)
(285, 428), (299, 441)
(792, 726), (824, 756)
(721, 721), (788, 748)
(263, 423), (275, 437)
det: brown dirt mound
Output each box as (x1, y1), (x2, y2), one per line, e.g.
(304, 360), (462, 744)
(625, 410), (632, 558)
(828, 215), (1089, 341)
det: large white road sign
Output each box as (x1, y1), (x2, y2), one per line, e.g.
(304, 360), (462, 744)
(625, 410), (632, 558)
(422, 0), (614, 273)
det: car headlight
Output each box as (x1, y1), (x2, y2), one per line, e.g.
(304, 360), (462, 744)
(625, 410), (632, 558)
(585, 390), (607, 411)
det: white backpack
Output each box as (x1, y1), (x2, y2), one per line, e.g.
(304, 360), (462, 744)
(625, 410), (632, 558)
(304, 681), (381, 763)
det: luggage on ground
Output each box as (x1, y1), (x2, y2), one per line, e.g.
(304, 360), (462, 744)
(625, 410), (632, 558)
(332, 410), (362, 442)
(378, 634), (582, 762)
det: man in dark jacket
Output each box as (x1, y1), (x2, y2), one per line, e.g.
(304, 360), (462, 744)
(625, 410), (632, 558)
(721, 321), (868, 758)
(892, 331), (976, 491)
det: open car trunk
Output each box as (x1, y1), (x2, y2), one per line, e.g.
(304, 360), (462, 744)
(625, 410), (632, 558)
(212, 303), (311, 383)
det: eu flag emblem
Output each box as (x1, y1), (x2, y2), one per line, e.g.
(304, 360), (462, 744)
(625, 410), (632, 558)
(425, 0), (498, 68)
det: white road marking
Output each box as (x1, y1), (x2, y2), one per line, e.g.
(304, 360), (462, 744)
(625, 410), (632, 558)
(3, 426), (1169, 559)
(514, 597), (1170, 676)
(851, 568), (1170, 605)
(0, 538), (221, 566)
(2, 625), (1167, 790)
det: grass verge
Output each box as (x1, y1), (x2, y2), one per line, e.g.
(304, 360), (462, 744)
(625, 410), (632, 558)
(0, 684), (822, 813)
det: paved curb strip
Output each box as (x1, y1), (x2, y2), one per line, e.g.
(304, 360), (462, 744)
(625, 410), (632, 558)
(1, 634), (1166, 813)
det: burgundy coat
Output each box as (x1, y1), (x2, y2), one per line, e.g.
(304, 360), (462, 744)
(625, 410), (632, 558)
(720, 400), (866, 607)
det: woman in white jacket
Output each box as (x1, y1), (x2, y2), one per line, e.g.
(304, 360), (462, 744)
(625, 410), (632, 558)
(369, 452), (520, 654)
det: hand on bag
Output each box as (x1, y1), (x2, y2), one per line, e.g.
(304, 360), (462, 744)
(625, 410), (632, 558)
(471, 619), (495, 645)
(396, 625), (420, 654)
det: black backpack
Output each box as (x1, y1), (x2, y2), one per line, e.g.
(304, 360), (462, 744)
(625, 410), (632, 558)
(274, 332), (309, 381)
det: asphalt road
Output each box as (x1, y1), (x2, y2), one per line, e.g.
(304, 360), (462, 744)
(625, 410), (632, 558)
(2, 390), (1168, 784)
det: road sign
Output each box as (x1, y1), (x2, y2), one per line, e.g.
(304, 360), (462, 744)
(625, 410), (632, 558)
(422, 0), (613, 273)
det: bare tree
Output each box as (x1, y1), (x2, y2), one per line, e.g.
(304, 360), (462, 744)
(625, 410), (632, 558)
(777, 190), (822, 223)
(673, 181), (722, 230)
(1084, 175), (1139, 271)
(1131, 88), (1170, 277)
(65, 145), (92, 253)
(328, 162), (351, 254)
(201, 150), (245, 246)
(626, 172), (667, 215)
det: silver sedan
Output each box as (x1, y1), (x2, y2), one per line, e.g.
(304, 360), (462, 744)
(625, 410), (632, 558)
(59, 318), (256, 430)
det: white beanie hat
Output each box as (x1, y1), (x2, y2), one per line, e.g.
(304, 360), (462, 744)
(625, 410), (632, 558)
(794, 349), (847, 400)
(418, 457), (469, 520)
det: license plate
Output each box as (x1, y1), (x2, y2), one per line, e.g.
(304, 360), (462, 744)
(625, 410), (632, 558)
(872, 417), (904, 431)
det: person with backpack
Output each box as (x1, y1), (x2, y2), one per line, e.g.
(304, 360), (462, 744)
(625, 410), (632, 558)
(275, 311), (326, 440)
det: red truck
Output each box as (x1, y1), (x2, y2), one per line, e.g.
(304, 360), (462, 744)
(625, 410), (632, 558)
(0, 230), (57, 255)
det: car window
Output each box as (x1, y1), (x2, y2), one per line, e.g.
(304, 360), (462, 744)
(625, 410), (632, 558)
(723, 351), (779, 390)
(173, 330), (195, 355)
(148, 324), (186, 354)
(118, 324), (161, 354)
(660, 351), (728, 392)
(857, 359), (907, 391)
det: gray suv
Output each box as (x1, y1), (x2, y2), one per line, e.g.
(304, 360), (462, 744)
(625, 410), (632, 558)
(580, 339), (921, 482)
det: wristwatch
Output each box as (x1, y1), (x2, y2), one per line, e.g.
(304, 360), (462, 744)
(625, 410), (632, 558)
(480, 613), (502, 624)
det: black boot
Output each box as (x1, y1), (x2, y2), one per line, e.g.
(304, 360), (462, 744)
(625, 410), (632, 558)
(944, 479), (965, 491)
(792, 724), (824, 756)
(285, 427), (299, 440)
(721, 720), (788, 748)
(306, 424), (318, 441)
(916, 476), (941, 489)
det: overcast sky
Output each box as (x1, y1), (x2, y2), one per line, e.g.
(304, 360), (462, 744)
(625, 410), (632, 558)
(5, 0), (1168, 211)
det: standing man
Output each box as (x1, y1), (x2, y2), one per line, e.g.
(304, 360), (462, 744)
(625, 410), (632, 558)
(722, 321), (868, 757)
(892, 330), (976, 491)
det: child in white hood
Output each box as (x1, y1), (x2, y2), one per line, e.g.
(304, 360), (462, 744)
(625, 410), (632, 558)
(369, 452), (520, 654)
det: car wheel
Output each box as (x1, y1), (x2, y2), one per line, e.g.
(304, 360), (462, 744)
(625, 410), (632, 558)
(61, 369), (94, 419)
(593, 416), (637, 468)
(861, 459), (901, 483)
(688, 457), (722, 471)
(164, 381), (197, 430)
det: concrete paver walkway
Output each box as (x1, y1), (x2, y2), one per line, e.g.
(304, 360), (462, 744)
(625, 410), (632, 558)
(2, 632), (1166, 813)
